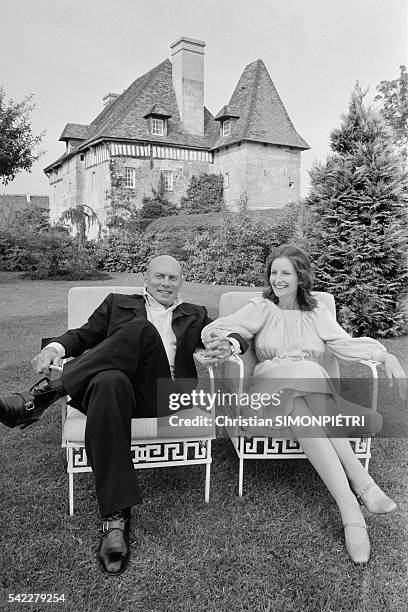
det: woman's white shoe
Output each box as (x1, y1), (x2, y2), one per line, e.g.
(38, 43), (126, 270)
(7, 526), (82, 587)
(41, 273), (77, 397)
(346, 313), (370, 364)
(354, 482), (397, 514)
(343, 522), (370, 565)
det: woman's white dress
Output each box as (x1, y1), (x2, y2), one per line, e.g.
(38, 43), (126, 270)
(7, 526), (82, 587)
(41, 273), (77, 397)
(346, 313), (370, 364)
(202, 297), (385, 435)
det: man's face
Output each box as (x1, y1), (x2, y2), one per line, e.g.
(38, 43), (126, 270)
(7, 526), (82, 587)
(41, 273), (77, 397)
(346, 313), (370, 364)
(144, 257), (183, 307)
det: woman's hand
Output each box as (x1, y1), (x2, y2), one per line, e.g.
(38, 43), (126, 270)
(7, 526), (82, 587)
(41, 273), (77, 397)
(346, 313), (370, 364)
(383, 353), (407, 399)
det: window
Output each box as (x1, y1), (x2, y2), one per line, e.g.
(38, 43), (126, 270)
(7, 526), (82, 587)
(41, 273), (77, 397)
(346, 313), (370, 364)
(222, 119), (232, 137)
(124, 167), (135, 188)
(288, 181), (294, 189)
(163, 170), (173, 191)
(92, 172), (96, 189)
(151, 118), (164, 135)
(223, 172), (230, 188)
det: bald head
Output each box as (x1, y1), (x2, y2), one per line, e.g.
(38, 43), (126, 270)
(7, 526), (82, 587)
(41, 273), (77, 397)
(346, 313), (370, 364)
(144, 255), (183, 307)
(146, 255), (182, 276)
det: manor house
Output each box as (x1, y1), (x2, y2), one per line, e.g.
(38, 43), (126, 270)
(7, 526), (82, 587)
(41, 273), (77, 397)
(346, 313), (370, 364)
(44, 37), (309, 231)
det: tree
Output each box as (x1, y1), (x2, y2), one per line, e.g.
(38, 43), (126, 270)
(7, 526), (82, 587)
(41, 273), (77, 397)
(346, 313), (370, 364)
(180, 173), (224, 214)
(375, 66), (408, 163)
(60, 204), (101, 244)
(0, 88), (44, 184)
(304, 84), (408, 337)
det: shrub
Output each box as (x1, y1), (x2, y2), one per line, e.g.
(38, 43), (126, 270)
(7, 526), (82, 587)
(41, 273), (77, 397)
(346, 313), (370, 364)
(0, 228), (109, 280)
(92, 205), (301, 280)
(92, 234), (153, 273)
(139, 173), (178, 230)
(184, 207), (300, 286)
(180, 173), (224, 214)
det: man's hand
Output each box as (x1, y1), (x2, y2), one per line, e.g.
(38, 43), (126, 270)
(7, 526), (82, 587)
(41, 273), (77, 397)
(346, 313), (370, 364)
(383, 353), (407, 399)
(31, 347), (61, 377)
(202, 331), (232, 361)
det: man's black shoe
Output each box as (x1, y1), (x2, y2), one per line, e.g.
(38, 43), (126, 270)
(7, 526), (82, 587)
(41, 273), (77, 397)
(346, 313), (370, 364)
(0, 377), (63, 429)
(97, 508), (131, 575)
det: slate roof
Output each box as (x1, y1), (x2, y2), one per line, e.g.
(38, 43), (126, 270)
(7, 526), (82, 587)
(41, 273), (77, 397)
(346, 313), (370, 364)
(214, 105), (240, 120)
(59, 123), (89, 141)
(143, 103), (172, 118)
(212, 59), (309, 150)
(45, 55), (308, 172)
(78, 59), (218, 150)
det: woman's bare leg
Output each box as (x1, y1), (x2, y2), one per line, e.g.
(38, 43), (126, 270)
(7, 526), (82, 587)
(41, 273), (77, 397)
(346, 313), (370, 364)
(303, 393), (396, 513)
(290, 397), (370, 563)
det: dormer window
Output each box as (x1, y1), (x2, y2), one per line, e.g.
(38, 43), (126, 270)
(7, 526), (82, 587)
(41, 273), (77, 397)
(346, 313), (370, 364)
(214, 105), (240, 138)
(222, 119), (233, 137)
(144, 105), (172, 137)
(151, 118), (164, 135)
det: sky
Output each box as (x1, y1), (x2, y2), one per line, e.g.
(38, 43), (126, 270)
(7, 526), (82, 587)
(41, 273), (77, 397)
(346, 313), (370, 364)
(1, 0), (406, 197)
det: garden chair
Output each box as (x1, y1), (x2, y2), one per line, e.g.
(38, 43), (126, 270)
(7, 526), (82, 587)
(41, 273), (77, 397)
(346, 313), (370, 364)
(197, 290), (379, 496)
(61, 286), (215, 515)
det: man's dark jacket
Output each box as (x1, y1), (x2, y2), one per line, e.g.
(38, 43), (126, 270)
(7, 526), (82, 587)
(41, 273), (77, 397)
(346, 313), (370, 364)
(51, 293), (247, 389)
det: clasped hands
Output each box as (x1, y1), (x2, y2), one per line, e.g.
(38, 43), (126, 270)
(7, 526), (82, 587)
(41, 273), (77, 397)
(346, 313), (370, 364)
(201, 331), (233, 362)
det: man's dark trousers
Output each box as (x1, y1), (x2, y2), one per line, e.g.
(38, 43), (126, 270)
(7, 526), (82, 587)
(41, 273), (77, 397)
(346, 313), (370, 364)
(61, 318), (173, 516)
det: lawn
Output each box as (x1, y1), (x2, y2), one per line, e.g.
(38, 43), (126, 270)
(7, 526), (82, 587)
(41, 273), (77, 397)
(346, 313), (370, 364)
(0, 272), (407, 612)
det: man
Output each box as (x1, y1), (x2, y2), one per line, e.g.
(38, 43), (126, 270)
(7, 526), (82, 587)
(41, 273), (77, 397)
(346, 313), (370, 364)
(0, 255), (245, 575)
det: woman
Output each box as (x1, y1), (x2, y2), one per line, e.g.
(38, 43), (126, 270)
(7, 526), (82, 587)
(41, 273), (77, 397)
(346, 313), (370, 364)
(202, 244), (406, 565)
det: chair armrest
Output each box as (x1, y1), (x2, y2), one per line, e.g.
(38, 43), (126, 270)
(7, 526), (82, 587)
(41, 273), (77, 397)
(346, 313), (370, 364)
(336, 358), (380, 412)
(194, 350), (245, 395)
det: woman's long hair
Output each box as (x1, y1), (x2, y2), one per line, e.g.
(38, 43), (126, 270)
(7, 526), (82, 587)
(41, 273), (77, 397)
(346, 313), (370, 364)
(263, 244), (318, 311)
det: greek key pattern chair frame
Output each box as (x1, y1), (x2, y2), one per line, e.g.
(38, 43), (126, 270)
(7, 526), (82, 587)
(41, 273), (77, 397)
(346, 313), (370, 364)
(62, 286), (214, 515)
(65, 438), (212, 516)
(204, 291), (379, 497)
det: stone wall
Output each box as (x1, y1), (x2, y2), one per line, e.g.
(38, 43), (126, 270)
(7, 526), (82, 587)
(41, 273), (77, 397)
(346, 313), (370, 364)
(109, 156), (212, 210)
(213, 141), (301, 209)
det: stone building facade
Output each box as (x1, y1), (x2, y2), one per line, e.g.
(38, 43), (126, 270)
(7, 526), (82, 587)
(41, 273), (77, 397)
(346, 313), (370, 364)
(44, 37), (309, 234)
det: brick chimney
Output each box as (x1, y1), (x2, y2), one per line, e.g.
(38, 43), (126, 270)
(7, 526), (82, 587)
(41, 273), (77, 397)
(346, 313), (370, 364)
(103, 92), (120, 107)
(170, 36), (205, 135)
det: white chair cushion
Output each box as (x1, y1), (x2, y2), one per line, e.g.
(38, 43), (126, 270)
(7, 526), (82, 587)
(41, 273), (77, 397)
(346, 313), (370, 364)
(63, 406), (215, 444)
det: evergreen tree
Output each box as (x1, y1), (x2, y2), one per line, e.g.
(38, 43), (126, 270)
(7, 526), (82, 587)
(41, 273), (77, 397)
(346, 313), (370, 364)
(305, 85), (408, 337)
(180, 173), (224, 214)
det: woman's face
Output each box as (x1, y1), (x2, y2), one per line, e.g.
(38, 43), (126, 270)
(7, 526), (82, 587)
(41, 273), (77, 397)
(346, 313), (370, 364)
(269, 256), (299, 300)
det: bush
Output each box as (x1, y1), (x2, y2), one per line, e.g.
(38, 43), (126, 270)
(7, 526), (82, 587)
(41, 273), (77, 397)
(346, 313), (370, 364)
(180, 173), (224, 214)
(0, 228), (109, 280)
(93, 228), (191, 273)
(92, 205), (301, 280)
(184, 207), (300, 286)
(92, 234), (153, 273)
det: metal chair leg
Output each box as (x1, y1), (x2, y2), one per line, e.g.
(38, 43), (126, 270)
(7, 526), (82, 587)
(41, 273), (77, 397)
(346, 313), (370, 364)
(238, 457), (244, 497)
(204, 439), (211, 503)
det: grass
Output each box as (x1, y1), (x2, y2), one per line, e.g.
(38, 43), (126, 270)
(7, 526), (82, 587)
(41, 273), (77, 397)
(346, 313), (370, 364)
(0, 272), (407, 612)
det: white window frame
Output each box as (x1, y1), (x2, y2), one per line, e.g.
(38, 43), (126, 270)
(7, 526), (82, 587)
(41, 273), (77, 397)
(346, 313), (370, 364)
(151, 118), (164, 135)
(222, 119), (232, 137)
(223, 172), (230, 188)
(124, 167), (135, 188)
(162, 170), (173, 191)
